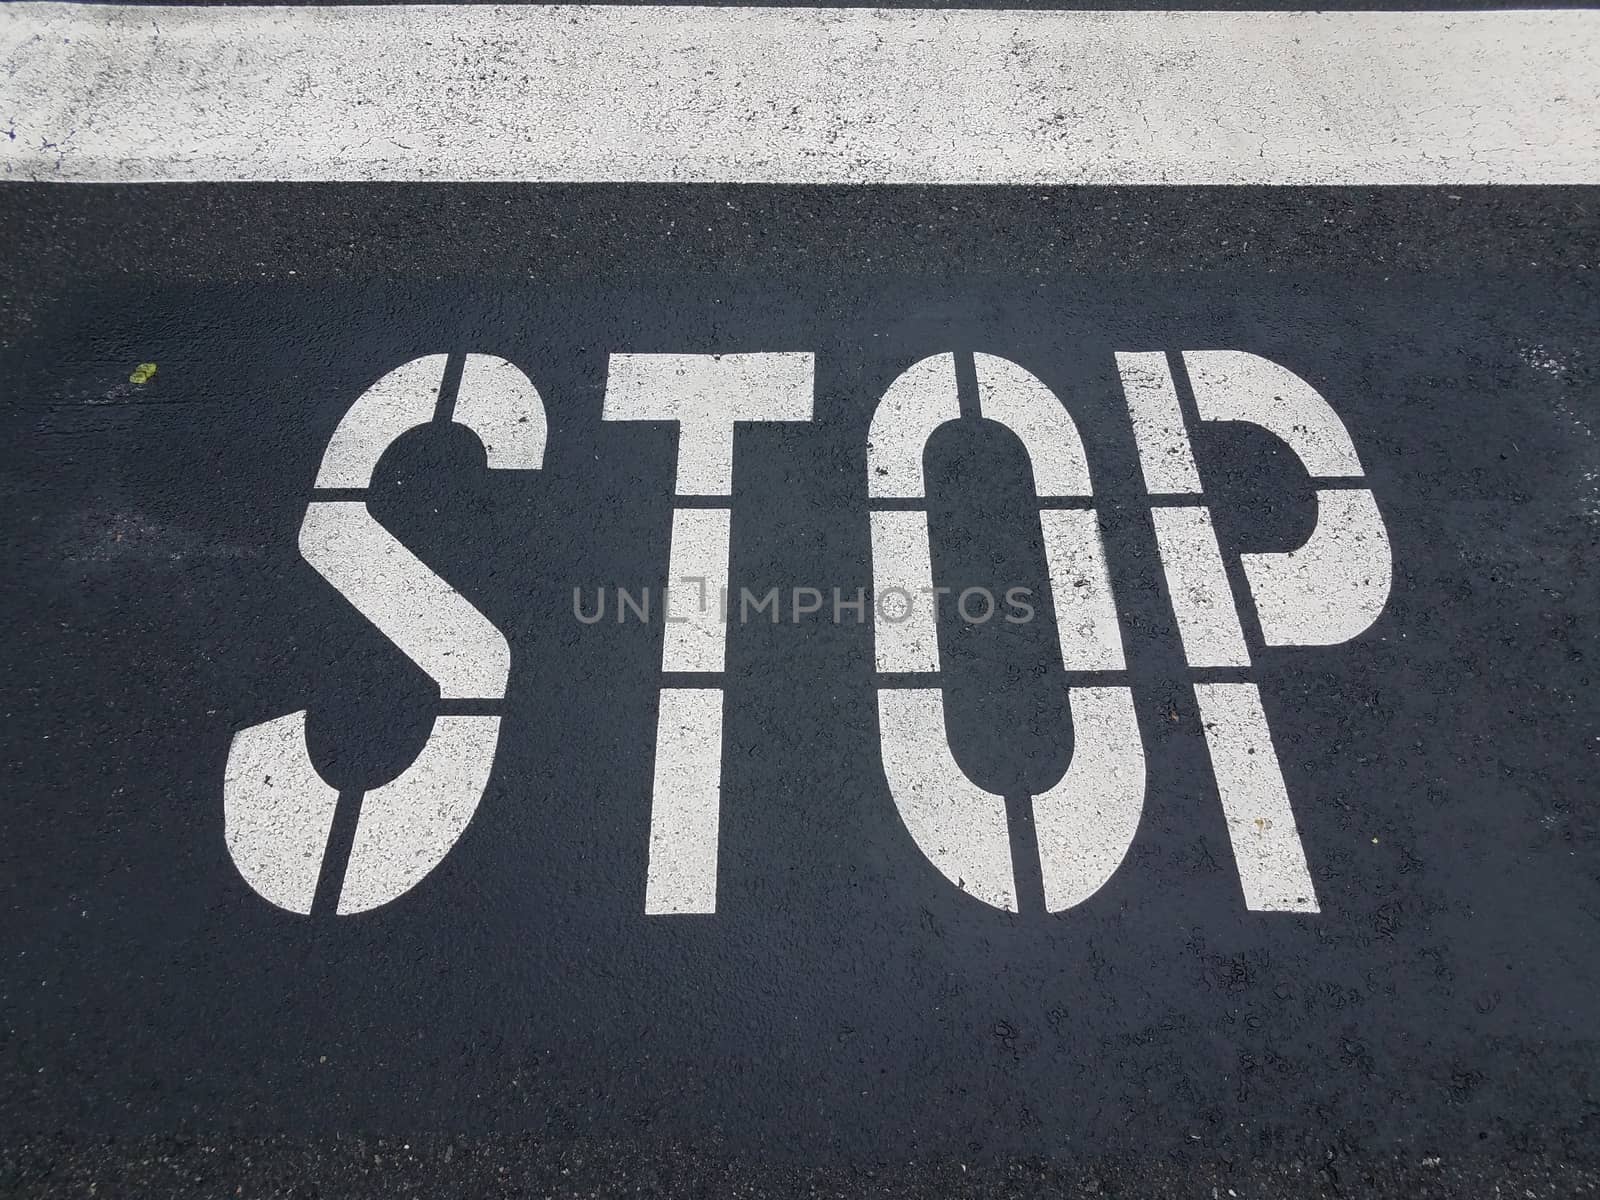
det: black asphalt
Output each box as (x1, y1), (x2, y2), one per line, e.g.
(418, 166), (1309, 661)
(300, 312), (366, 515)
(3, 185), (1598, 1196)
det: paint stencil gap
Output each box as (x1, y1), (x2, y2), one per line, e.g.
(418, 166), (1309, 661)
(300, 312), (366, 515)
(1308, 477), (1375, 490)
(436, 698), (500, 715)
(661, 670), (728, 688)
(1054, 669), (1131, 688)
(310, 787), (365, 920)
(1002, 790), (1047, 917)
(1165, 349), (1206, 469)
(954, 351), (982, 422)
(434, 352), (467, 424)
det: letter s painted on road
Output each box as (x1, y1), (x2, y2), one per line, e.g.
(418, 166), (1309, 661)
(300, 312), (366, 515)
(222, 354), (546, 915)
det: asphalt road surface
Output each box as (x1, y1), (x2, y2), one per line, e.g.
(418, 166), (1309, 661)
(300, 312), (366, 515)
(4, 4), (1600, 1198)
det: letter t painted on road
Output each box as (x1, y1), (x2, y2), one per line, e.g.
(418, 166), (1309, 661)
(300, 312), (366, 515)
(603, 353), (815, 914)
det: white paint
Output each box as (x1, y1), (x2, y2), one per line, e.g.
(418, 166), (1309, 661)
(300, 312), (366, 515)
(1031, 687), (1144, 912)
(1129, 351), (1378, 915)
(644, 688), (724, 915)
(605, 353), (814, 915)
(662, 508), (732, 673)
(1150, 506), (1250, 668)
(337, 714), (501, 914)
(6, 6), (1600, 184)
(225, 353), (548, 916)
(221, 343), (1379, 920)
(1039, 509), (1126, 672)
(315, 356), (444, 490)
(870, 510), (939, 674)
(1180, 351), (1391, 647)
(299, 501), (510, 700)
(223, 711), (340, 915)
(1117, 351), (1202, 496)
(867, 353), (959, 501)
(877, 689), (1016, 912)
(603, 353), (814, 496)
(975, 354), (1090, 498)
(453, 354), (548, 471)
(1242, 488), (1391, 647)
(1183, 351), (1365, 479)
(315, 353), (547, 486)
(868, 351), (1147, 913)
(1193, 682), (1319, 913)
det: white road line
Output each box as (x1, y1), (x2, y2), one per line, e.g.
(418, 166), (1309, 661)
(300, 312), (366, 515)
(3, 5), (1598, 184)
